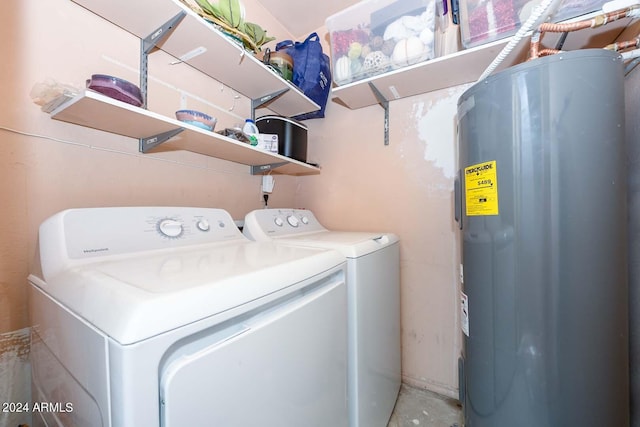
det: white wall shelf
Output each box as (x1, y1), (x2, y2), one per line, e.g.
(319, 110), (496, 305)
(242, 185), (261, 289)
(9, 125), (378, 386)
(71, 0), (320, 118)
(332, 13), (634, 110)
(59, 0), (322, 175)
(50, 90), (320, 176)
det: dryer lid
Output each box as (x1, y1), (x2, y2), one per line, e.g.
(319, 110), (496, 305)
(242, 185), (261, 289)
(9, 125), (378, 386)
(32, 207), (347, 345)
(33, 240), (344, 345)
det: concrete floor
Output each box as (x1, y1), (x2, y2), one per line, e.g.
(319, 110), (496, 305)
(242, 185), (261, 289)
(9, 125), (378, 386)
(388, 384), (463, 427)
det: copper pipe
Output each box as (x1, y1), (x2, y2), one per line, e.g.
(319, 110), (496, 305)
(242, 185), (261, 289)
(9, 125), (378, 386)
(539, 20), (592, 33)
(538, 48), (562, 57)
(530, 39), (540, 60)
(605, 37), (640, 51)
(529, 7), (638, 59)
(539, 9), (629, 33)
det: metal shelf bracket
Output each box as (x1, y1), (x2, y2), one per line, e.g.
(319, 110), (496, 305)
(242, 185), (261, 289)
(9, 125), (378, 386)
(140, 11), (187, 108)
(139, 128), (184, 153)
(250, 161), (289, 175)
(368, 82), (390, 145)
(251, 88), (289, 120)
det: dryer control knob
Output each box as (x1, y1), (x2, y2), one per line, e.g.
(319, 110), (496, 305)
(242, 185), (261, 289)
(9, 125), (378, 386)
(274, 217), (284, 227)
(158, 219), (183, 238)
(287, 215), (300, 227)
(197, 219), (210, 232)
(301, 216), (309, 225)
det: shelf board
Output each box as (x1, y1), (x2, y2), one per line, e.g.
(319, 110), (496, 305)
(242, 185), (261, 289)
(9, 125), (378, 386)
(332, 14), (632, 109)
(50, 90), (320, 176)
(70, 0), (320, 118)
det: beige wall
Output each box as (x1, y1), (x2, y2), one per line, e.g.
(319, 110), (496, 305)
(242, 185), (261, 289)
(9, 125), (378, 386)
(1, 0), (472, 416)
(298, 84), (467, 396)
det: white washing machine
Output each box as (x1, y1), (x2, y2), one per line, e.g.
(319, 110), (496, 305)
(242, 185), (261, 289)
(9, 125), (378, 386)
(243, 208), (401, 427)
(28, 207), (349, 427)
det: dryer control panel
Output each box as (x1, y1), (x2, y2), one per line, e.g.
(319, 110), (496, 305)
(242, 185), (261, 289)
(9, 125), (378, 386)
(38, 207), (246, 279)
(243, 209), (326, 240)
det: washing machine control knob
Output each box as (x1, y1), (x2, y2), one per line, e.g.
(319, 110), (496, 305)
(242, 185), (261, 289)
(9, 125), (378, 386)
(274, 217), (284, 227)
(158, 219), (183, 238)
(287, 215), (300, 227)
(300, 216), (309, 225)
(197, 219), (210, 232)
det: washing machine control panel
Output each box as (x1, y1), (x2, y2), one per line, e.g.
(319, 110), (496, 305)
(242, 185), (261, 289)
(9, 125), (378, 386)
(286, 215), (300, 227)
(149, 212), (234, 243)
(155, 217), (217, 238)
(57, 207), (246, 262)
(196, 218), (210, 232)
(158, 218), (184, 237)
(244, 209), (327, 239)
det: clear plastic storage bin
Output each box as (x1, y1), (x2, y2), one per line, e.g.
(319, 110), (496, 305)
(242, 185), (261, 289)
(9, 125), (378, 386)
(326, 0), (437, 86)
(459, 0), (608, 49)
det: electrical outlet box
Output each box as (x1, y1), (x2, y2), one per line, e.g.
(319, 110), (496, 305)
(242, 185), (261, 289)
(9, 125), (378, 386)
(262, 175), (275, 193)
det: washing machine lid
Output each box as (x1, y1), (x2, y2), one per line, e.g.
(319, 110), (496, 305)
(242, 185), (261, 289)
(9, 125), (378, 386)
(33, 240), (344, 345)
(273, 231), (399, 258)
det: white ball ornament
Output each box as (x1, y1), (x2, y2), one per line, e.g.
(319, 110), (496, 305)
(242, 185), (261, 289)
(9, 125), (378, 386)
(391, 37), (426, 69)
(363, 51), (390, 76)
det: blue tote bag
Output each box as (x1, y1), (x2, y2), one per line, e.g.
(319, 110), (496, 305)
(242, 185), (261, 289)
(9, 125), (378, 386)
(276, 32), (331, 120)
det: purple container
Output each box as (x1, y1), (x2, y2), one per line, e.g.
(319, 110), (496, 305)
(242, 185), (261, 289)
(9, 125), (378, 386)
(87, 74), (143, 107)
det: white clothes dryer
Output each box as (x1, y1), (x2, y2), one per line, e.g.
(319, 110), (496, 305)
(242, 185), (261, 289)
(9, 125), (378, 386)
(243, 208), (401, 427)
(29, 207), (348, 427)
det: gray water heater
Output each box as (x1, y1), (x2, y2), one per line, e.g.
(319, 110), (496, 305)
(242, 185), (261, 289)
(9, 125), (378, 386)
(457, 49), (629, 426)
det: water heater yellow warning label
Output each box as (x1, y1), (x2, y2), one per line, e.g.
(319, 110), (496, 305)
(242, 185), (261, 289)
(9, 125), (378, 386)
(465, 160), (499, 216)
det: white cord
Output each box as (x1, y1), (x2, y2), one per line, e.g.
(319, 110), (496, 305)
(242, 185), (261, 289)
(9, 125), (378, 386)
(0, 125), (88, 147)
(0, 125), (247, 176)
(477, 0), (563, 82)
